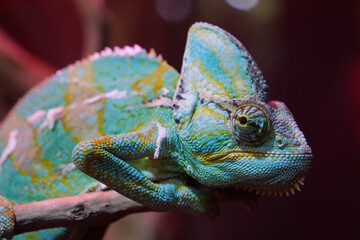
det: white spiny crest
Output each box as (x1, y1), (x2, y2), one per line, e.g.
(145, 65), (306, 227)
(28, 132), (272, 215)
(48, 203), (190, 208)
(90, 44), (150, 61)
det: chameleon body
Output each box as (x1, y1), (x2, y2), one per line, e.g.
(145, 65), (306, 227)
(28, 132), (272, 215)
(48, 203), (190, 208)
(0, 22), (312, 239)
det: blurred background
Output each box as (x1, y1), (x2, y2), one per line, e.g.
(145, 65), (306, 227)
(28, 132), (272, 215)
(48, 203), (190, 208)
(0, 0), (359, 239)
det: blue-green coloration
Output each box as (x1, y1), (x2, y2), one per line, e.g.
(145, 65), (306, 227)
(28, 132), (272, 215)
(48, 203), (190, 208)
(0, 23), (312, 239)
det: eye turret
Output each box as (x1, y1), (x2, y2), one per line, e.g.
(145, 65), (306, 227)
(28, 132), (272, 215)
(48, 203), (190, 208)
(230, 103), (270, 145)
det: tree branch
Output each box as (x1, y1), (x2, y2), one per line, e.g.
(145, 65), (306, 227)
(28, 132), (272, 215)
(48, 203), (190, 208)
(13, 190), (150, 235)
(12, 188), (259, 236)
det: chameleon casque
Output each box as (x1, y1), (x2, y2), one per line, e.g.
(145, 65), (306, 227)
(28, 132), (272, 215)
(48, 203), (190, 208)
(0, 22), (312, 239)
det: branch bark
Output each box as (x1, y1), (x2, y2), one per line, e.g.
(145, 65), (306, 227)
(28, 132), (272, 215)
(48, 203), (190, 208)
(12, 188), (259, 235)
(13, 190), (150, 235)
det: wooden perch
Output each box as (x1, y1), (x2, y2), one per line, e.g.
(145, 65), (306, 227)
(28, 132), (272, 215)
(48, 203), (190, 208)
(12, 188), (259, 235)
(13, 190), (150, 235)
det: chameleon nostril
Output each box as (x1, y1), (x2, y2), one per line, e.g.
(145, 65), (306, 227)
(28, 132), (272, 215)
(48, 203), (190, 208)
(276, 139), (286, 148)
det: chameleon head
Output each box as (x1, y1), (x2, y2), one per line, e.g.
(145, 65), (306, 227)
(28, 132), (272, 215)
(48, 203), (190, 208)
(176, 98), (312, 194)
(172, 22), (312, 195)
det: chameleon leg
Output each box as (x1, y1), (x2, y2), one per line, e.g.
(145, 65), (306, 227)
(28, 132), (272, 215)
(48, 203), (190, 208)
(72, 127), (218, 218)
(0, 195), (15, 240)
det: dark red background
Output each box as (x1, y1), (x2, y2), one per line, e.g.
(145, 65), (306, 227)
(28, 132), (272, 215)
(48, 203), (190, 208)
(0, 0), (359, 239)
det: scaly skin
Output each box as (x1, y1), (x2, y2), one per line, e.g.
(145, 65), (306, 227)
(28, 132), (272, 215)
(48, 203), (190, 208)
(0, 22), (312, 239)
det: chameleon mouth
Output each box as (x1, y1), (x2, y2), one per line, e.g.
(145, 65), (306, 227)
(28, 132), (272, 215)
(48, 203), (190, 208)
(207, 151), (313, 163)
(238, 177), (305, 197)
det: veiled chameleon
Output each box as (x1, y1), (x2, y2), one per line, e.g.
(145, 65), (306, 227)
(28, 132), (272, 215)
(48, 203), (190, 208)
(0, 22), (312, 239)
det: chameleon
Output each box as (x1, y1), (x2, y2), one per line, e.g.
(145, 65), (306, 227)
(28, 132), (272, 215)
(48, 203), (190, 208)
(0, 22), (312, 239)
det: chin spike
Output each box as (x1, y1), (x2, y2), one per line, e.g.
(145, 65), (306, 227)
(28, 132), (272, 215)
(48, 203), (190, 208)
(279, 190), (283, 197)
(294, 183), (301, 191)
(298, 179), (304, 185)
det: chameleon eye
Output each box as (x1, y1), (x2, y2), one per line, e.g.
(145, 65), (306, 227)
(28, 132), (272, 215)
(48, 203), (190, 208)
(238, 116), (248, 126)
(231, 103), (270, 145)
